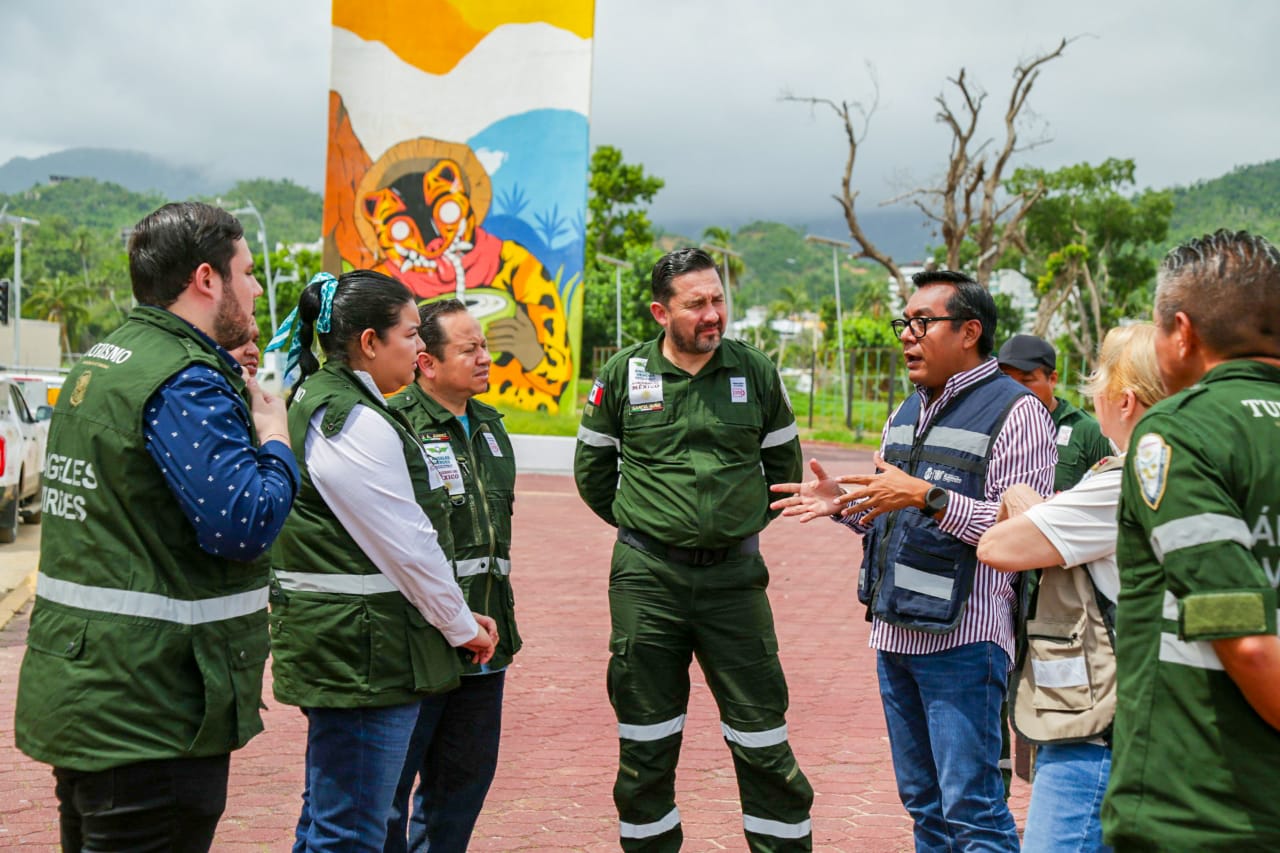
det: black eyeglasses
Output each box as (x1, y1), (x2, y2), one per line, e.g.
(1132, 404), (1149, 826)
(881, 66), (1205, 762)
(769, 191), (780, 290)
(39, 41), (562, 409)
(890, 316), (967, 338)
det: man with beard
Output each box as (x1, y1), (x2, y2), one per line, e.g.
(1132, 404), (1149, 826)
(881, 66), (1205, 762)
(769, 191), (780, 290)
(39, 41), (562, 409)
(575, 248), (813, 852)
(15, 202), (300, 852)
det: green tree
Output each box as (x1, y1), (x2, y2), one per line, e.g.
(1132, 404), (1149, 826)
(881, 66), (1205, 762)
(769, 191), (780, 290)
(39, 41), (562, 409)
(581, 146), (665, 361)
(22, 273), (93, 359)
(1010, 158), (1173, 365)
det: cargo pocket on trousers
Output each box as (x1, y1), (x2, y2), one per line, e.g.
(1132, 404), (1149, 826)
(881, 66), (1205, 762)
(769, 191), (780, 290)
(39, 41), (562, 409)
(1026, 615), (1094, 711)
(606, 633), (631, 712)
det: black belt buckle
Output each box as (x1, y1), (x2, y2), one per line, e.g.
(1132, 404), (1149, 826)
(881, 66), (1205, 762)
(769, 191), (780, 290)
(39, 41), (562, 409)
(682, 546), (726, 567)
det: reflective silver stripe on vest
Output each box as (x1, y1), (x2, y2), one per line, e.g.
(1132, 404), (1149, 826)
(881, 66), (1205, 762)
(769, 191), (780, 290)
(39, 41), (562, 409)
(456, 557), (512, 578)
(926, 426), (991, 457)
(620, 807), (680, 839)
(761, 423), (798, 449)
(1159, 634), (1224, 671)
(577, 425), (620, 450)
(36, 572), (267, 625)
(721, 722), (788, 748)
(273, 570), (398, 596)
(618, 714), (686, 742)
(1031, 655), (1089, 688)
(743, 815), (811, 840)
(894, 563), (955, 600)
(886, 424), (915, 447)
(1149, 513), (1253, 563)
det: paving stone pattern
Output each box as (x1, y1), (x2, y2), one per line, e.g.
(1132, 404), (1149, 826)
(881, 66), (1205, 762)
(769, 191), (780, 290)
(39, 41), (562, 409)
(0, 461), (1028, 851)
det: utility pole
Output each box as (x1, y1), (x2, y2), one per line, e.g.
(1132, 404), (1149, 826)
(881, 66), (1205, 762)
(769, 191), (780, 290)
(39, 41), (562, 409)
(597, 254), (633, 349)
(1, 210), (40, 367)
(805, 234), (851, 425)
(700, 242), (741, 338)
(229, 200), (276, 331)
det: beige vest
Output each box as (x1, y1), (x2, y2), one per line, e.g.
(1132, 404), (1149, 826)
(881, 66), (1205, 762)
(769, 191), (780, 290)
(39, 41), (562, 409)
(1011, 457), (1120, 745)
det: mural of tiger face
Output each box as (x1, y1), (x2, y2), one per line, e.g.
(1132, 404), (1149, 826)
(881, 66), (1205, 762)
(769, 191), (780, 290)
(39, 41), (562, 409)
(353, 140), (572, 412)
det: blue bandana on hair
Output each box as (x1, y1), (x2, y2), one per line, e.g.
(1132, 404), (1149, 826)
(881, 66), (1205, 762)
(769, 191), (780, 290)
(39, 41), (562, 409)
(265, 272), (339, 379)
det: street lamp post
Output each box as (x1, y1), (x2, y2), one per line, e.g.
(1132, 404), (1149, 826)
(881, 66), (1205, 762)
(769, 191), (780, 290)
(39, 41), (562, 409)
(229, 200), (276, 331)
(597, 254), (633, 349)
(700, 242), (741, 338)
(805, 234), (851, 426)
(1, 210), (40, 367)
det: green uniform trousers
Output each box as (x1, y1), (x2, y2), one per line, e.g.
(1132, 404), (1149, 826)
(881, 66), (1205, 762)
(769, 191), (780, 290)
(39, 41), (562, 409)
(607, 539), (813, 852)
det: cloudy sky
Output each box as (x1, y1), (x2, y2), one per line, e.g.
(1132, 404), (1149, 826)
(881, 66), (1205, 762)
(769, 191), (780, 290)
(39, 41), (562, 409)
(2, 0), (1277, 231)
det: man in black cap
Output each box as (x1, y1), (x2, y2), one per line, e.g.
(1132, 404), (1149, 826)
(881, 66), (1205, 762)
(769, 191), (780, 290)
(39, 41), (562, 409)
(998, 334), (1112, 493)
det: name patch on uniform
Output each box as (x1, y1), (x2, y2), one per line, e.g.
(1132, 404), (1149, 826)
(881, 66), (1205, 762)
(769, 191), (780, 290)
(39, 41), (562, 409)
(1134, 432), (1171, 510)
(1056, 424), (1073, 446)
(730, 376), (748, 403)
(483, 432), (503, 457)
(628, 358), (663, 409)
(423, 442), (465, 497)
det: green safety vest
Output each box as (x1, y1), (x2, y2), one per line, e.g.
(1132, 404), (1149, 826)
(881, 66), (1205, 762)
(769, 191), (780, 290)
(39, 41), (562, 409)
(389, 383), (522, 672)
(575, 335), (801, 548)
(269, 364), (462, 708)
(16, 306), (270, 771)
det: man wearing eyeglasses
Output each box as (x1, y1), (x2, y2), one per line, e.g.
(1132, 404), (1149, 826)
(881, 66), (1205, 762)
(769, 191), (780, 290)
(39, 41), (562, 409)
(772, 270), (1056, 851)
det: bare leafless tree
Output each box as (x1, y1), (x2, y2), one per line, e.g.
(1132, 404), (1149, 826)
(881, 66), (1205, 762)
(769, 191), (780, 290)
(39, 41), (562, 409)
(785, 38), (1075, 301)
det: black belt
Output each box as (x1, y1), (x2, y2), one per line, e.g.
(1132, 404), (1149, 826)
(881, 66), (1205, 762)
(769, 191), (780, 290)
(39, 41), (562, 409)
(617, 526), (759, 567)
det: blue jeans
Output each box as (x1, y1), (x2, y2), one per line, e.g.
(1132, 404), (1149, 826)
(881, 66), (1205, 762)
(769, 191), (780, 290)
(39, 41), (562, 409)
(877, 643), (1019, 853)
(386, 671), (506, 853)
(293, 703), (422, 853)
(1022, 742), (1112, 853)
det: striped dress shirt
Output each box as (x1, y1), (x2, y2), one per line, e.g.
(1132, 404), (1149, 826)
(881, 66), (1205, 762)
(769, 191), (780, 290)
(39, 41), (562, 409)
(843, 358), (1056, 662)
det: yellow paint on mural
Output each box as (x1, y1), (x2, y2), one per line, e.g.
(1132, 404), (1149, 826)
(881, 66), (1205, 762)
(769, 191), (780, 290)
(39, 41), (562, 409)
(451, 0), (593, 40)
(333, 0), (592, 76)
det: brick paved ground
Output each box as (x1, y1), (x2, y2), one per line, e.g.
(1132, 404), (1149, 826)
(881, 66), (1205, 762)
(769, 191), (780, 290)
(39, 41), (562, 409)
(0, 450), (1029, 850)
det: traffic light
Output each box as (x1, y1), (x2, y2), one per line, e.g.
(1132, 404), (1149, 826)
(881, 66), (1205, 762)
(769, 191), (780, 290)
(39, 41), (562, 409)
(0, 279), (9, 325)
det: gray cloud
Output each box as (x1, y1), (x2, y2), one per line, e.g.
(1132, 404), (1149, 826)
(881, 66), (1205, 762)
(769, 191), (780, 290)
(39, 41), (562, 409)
(2, 0), (1277, 230)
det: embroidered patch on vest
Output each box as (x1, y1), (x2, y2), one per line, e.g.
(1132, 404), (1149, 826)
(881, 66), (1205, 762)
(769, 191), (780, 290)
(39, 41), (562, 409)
(1134, 432), (1171, 510)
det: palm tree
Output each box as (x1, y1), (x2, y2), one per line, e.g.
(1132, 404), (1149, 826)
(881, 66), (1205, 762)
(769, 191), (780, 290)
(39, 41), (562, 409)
(22, 273), (93, 362)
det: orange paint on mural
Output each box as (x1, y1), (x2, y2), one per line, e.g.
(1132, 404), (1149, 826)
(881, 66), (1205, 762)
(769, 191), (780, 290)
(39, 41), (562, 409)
(333, 0), (484, 75)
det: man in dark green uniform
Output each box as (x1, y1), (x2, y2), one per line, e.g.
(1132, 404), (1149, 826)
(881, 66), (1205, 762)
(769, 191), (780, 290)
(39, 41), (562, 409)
(575, 247), (812, 852)
(386, 299), (520, 852)
(14, 202), (299, 851)
(998, 334), (1112, 492)
(1103, 229), (1280, 851)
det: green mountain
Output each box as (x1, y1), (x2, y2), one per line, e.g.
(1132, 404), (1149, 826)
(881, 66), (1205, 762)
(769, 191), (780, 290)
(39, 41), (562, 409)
(1167, 159), (1280, 243)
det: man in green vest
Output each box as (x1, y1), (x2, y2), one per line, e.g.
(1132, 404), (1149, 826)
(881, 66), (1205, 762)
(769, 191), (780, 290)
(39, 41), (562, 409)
(998, 334), (1112, 492)
(385, 298), (521, 853)
(14, 202), (300, 852)
(575, 247), (813, 852)
(1103, 229), (1280, 850)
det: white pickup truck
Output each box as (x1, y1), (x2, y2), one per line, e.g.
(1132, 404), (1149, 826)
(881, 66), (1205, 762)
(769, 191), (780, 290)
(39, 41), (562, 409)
(0, 375), (49, 543)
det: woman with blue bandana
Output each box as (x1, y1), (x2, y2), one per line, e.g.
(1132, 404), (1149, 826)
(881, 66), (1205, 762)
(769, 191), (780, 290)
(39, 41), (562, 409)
(265, 270), (498, 852)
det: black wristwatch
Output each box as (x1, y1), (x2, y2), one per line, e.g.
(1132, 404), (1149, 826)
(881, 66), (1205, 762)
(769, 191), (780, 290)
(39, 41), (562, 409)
(923, 486), (949, 519)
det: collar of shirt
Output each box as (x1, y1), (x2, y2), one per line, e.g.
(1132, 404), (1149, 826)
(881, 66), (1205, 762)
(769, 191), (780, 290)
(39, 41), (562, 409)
(352, 369), (389, 404)
(916, 357), (1000, 430)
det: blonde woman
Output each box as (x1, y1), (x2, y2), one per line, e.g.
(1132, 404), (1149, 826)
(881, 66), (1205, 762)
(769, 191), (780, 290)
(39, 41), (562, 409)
(976, 324), (1166, 853)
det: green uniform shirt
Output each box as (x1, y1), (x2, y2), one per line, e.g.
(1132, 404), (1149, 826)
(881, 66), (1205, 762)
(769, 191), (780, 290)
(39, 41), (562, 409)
(574, 335), (801, 548)
(1050, 396), (1111, 492)
(1103, 360), (1280, 850)
(389, 383), (522, 672)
